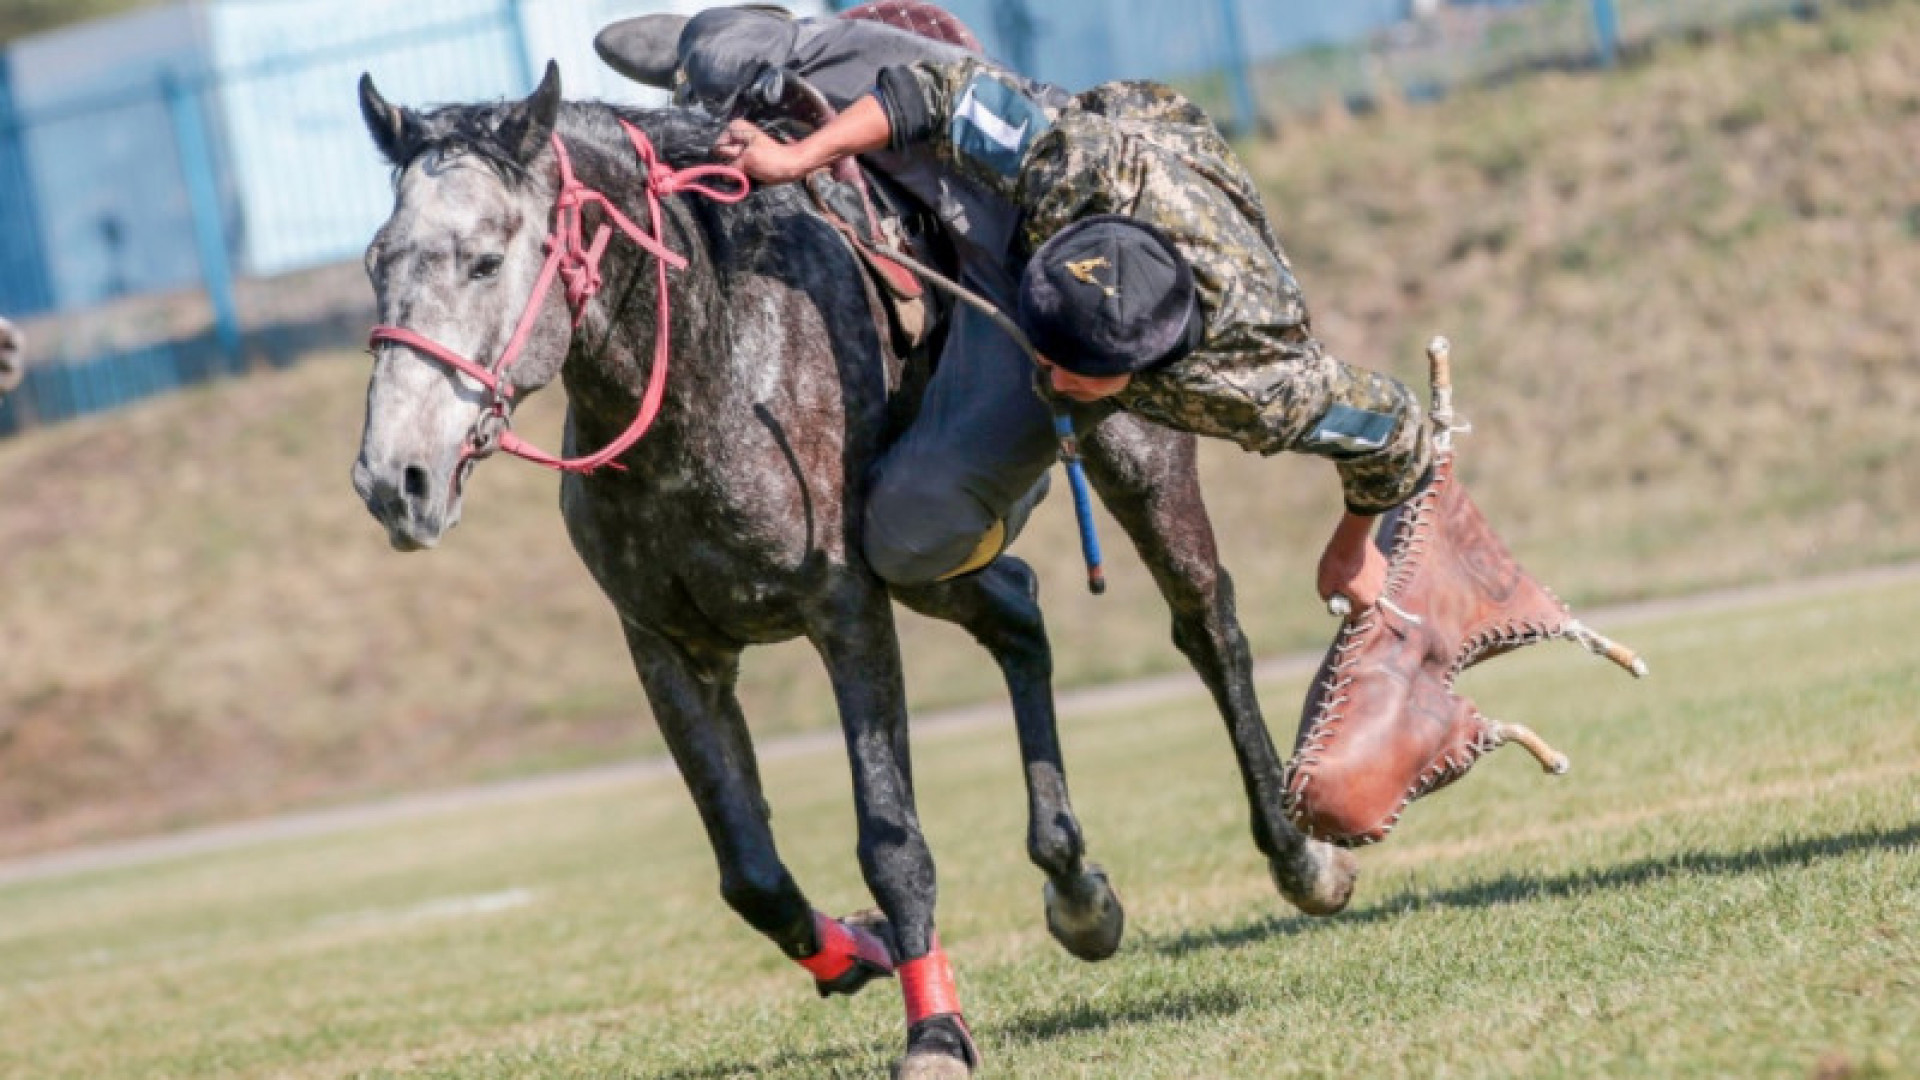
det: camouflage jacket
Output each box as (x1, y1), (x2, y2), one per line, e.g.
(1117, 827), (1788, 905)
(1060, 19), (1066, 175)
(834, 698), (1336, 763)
(875, 59), (1431, 514)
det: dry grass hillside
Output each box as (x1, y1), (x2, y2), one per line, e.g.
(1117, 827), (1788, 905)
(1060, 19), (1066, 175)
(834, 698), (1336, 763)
(2, 2), (1916, 856)
(0, 0), (161, 44)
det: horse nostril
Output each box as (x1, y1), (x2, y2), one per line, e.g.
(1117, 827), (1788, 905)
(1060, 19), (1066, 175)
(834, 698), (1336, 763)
(404, 465), (431, 502)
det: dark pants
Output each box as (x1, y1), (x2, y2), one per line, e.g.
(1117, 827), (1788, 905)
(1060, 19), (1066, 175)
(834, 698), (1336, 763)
(863, 290), (1058, 585)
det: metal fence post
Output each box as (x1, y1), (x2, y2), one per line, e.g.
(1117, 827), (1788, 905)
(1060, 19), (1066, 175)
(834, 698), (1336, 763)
(1591, 0), (1621, 67)
(0, 57), (54, 315)
(1216, 0), (1263, 136)
(162, 71), (243, 368)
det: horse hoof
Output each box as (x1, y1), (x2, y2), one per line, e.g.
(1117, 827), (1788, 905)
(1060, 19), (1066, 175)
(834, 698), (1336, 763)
(1270, 840), (1359, 917)
(1043, 863), (1125, 961)
(893, 1052), (972, 1080)
(813, 908), (899, 998)
(893, 1015), (977, 1079)
(842, 907), (901, 959)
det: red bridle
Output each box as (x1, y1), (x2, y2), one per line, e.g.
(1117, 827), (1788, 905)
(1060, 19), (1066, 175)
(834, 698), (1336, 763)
(368, 121), (749, 475)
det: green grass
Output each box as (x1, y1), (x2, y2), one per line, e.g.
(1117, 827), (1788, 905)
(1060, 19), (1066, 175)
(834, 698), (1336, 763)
(1, 576), (1914, 1078)
(4, 0), (1919, 861)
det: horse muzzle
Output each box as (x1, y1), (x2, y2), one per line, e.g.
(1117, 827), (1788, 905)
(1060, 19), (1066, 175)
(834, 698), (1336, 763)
(351, 454), (462, 551)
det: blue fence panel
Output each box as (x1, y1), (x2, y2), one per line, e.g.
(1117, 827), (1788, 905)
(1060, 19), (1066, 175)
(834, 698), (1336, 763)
(5, 6), (219, 311)
(0, 0), (1855, 440)
(0, 56), (54, 315)
(922, 0), (1408, 89)
(207, 0), (528, 278)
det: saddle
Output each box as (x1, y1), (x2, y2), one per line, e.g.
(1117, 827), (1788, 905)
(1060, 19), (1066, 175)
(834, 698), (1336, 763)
(1284, 338), (1648, 847)
(839, 1), (983, 52)
(785, 0), (988, 356)
(756, 1), (981, 355)
(769, 75), (940, 356)
(594, 1), (977, 355)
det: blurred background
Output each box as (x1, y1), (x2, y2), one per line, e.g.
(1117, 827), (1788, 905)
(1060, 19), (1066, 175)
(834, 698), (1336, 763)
(0, 0), (1913, 858)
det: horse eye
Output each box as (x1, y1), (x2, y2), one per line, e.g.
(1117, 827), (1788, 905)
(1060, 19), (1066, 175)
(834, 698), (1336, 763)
(470, 254), (504, 281)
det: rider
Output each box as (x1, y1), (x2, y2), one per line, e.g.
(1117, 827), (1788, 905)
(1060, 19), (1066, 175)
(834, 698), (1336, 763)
(597, 6), (1061, 584)
(717, 54), (1432, 608)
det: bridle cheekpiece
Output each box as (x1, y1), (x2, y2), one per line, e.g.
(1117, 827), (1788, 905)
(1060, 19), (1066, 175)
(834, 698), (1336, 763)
(368, 121), (749, 475)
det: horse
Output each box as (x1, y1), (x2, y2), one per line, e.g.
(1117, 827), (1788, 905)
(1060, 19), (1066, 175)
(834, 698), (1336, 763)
(351, 63), (1353, 1075)
(0, 317), (23, 398)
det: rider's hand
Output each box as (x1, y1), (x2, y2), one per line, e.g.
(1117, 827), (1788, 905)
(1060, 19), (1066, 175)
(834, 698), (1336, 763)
(713, 119), (812, 185)
(1317, 510), (1386, 614)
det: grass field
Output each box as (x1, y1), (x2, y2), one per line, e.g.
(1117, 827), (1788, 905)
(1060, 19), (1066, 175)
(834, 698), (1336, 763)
(1, 574), (1913, 1078)
(3, 0), (1918, 857)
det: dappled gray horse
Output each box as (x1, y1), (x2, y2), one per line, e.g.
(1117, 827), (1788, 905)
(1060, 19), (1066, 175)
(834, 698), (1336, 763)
(352, 65), (1352, 1076)
(0, 317), (23, 397)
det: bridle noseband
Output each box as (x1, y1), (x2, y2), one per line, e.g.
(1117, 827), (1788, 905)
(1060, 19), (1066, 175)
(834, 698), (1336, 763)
(368, 121), (749, 476)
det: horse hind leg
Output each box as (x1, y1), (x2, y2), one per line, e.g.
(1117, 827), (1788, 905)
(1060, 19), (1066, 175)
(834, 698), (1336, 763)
(619, 622), (895, 1000)
(1079, 412), (1359, 917)
(892, 558), (1126, 963)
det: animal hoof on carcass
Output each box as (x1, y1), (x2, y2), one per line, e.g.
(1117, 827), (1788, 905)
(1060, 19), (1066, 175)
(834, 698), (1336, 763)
(1270, 839), (1359, 917)
(1043, 863), (1125, 961)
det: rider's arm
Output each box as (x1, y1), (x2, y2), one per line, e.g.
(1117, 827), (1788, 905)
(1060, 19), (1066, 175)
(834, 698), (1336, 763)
(723, 56), (1056, 196)
(717, 94), (894, 185)
(873, 59), (1054, 195)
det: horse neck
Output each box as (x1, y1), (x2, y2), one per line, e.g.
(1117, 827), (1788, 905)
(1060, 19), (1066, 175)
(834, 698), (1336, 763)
(552, 119), (738, 456)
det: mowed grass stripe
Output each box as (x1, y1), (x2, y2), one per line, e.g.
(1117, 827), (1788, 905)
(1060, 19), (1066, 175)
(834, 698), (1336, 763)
(0, 579), (1914, 1079)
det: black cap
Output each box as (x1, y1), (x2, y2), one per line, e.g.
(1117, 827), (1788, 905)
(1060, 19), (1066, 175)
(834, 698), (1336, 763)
(1017, 216), (1203, 378)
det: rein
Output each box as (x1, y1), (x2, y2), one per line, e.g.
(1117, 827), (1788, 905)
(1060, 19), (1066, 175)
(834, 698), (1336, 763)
(368, 120), (749, 475)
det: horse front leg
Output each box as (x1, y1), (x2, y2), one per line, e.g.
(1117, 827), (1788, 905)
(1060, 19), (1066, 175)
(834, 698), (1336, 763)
(620, 621), (895, 999)
(891, 558), (1125, 963)
(1079, 412), (1360, 917)
(809, 582), (978, 1079)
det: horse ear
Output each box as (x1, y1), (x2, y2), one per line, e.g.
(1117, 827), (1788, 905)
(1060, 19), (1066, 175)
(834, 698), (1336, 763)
(359, 73), (421, 166)
(498, 60), (563, 165)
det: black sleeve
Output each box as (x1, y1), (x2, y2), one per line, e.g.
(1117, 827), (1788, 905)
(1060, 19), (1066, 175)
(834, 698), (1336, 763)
(873, 65), (936, 150)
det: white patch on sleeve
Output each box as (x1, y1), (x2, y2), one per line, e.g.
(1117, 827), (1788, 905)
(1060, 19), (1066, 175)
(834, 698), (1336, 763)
(954, 84), (1030, 154)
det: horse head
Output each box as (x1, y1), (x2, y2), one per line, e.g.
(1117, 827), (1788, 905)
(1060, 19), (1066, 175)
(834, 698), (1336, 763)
(351, 64), (569, 550)
(0, 317), (24, 397)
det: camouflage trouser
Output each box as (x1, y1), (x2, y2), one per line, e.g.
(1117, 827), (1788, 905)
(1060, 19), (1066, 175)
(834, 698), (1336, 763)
(1016, 82), (1432, 515)
(862, 281), (1054, 586)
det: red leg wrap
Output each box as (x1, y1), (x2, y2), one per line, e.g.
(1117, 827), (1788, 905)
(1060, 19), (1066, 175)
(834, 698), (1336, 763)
(898, 937), (964, 1027)
(796, 910), (895, 982)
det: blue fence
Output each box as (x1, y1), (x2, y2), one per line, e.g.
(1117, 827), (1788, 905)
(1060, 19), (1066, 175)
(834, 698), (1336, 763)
(0, 0), (729, 438)
(1245, 0), (1827, 118)
(0, 0), (1849, 438)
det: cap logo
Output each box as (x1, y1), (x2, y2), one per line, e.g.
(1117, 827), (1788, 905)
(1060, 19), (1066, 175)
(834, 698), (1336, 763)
(1064, 257), (1119, 298)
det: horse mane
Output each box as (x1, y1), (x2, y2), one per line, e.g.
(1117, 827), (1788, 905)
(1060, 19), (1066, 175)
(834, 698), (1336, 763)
(383, 97), (803, 268)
